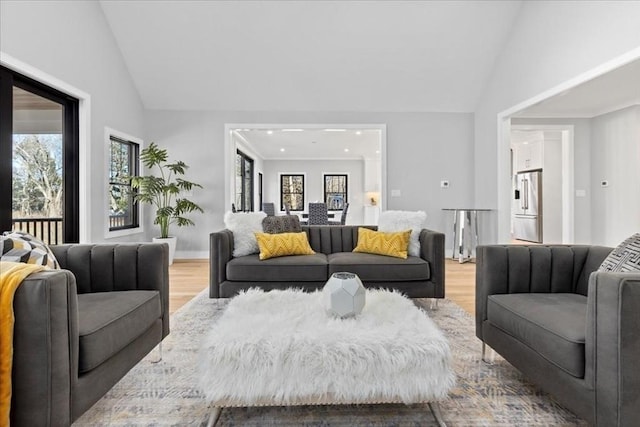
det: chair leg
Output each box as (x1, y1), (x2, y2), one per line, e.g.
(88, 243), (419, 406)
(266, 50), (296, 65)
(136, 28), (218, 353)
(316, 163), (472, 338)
(481, 342), (494, 363)
(428, 402), (447, 427)
(206, 406), (222, 427)
(150, 342), (162, 363)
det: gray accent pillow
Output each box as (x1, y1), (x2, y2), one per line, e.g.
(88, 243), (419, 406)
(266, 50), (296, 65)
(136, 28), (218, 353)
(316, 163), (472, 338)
(262, 215), (302, 234)
(598, 233), (640, 272)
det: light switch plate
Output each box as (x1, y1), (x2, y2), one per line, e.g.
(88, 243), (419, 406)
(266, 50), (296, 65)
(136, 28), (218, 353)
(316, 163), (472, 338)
(391, 189), (401, 197)
(576, 189), (586, 197)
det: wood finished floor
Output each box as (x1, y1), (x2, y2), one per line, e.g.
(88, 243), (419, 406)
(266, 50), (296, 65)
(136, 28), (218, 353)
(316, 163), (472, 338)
(169, 258), (476, 315)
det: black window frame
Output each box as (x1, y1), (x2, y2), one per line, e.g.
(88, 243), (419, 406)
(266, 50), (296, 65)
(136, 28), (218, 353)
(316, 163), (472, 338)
(236, 149), (254, 212)
(323, 174), (348, 210)
(280, 174), (305, 211)
(108, 135), (140, 231)
(0, 65), (79, 243)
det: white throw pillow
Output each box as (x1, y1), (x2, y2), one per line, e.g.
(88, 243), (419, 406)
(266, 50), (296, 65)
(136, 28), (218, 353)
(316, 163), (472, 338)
(224, 211), (267, 257)
(377, 210), (427, 257)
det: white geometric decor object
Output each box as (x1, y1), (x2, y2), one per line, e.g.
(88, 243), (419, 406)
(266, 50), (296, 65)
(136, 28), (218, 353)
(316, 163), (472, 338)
(322, 272), (366, 318)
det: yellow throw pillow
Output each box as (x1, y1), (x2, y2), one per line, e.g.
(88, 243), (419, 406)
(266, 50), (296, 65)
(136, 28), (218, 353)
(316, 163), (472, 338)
(255, 231), (315, 260)
(353, 227), (411, 259)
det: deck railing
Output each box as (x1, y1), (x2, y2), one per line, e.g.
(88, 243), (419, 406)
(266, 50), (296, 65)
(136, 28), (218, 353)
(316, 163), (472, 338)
(12, 217), (63, 245)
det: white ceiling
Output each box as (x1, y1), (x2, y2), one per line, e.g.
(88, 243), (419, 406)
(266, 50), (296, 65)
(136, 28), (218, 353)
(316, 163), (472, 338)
(99, 0), (522, 112)
(234, 127), (381, 160)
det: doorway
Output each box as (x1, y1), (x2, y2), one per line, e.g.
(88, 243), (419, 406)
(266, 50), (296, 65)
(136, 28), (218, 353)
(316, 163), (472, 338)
(0, 66), (79, 243)
(510, 126), (573, 244)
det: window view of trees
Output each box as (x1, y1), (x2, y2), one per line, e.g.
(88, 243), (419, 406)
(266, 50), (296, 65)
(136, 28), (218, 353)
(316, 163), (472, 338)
(281, 174), (304, 211)
(12, 134), (63, 219)
(235, 150), (254, 212)
(324, 174), (347, 210)
(109, 136), (139, 230)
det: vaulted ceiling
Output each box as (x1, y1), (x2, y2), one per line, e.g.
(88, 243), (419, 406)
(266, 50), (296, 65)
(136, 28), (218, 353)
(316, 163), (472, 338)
(99, 1), (522, 112)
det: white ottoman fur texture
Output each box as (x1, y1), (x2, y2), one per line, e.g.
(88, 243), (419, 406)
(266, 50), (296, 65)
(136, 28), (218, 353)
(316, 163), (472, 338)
(198, 288), (455, 405)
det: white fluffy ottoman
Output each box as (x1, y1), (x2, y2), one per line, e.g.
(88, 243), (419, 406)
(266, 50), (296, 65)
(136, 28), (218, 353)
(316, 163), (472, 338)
(199, 288), (455, 426)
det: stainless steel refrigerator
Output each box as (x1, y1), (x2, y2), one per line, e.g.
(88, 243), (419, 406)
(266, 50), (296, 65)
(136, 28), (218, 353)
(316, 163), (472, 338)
(513, 170), (542, 243)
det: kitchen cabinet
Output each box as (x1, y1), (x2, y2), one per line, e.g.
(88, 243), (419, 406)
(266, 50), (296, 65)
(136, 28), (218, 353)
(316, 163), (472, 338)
(515, 140), (543, 172)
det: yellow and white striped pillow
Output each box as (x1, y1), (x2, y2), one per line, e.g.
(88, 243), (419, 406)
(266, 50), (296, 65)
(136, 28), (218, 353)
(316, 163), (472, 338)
(254, 231), (315, 260)
(353, 227), (411, 259)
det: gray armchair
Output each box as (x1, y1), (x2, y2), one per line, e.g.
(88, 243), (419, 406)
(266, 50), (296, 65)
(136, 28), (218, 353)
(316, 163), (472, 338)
(11, 243), (169, 426)
(476, 244), (640, 426)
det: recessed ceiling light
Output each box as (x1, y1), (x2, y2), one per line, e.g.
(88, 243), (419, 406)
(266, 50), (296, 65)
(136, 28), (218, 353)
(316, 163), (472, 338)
(344, 148), (350, 152)
(267, 130), (273, 135)
(355, 131), (362, 135)
(523, 141), (529, 145)
(282, 129), (303, 132)
(280, 148), (285, 152)
(375, 150), (380, 154)
(325, 129), (346, 132)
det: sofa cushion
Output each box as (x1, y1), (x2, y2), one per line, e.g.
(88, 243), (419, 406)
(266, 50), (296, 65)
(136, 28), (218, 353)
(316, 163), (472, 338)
(262, 215), (302, 234)
(77, 290), (161, 373)
(327, 252), (430, 282)
(255, 231), (315, 260)
(487, 293), (587, 378)
(227, 253), (328, 282)
(353, 227), (411, 259)
(598, 232), (640, 272)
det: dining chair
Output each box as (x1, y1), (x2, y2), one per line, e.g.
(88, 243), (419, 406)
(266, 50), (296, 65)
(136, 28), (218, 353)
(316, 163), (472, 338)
(329, 202), (349, 225)
(262, 202), (276, 216)
(307, 202), (329, 225)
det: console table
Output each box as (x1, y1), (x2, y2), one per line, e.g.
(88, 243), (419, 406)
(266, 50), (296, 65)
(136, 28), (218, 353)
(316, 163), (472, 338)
(442, 208), (492, 263)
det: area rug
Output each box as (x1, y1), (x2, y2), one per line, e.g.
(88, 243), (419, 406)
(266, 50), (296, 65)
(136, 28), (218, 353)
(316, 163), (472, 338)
(73, 290), (587, 426)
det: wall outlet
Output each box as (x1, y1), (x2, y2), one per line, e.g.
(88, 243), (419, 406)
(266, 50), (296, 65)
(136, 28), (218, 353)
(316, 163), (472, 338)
(440, 180), (450, 188)
(391, 189), (401, 197)
(600, 180), (609, 187)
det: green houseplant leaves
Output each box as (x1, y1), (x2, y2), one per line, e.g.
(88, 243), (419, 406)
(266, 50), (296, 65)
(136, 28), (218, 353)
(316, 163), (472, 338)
(130, 142), (203, 238)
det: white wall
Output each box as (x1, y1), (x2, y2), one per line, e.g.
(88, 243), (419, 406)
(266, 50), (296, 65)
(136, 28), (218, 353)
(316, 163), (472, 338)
(590, 106), (640, 246)
(474, 1), (640, 243)
(145, 110), (474, 257)
(0, 1), (145, 243)
(263, 159), (364, 224)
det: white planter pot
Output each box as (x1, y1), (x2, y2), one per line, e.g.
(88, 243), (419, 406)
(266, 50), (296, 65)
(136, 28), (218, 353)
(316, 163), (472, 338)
(152, 236), (177, 265)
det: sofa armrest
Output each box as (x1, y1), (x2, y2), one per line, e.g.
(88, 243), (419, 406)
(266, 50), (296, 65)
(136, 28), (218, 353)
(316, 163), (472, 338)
(11, 269), (78, 427)
(50, 243), (169, 338)
(587, 272), (640, 426)
(419, 228), (445, 298)
(209, 229), (234, 298)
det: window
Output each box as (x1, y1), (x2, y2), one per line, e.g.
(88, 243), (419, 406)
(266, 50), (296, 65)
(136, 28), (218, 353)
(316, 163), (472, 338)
(108, 134), (140, 231)
(324, 174), (348, 210)
(235, 150), (254, 212)
(280, 174), (305, 211)
(0, 66), (79, 244)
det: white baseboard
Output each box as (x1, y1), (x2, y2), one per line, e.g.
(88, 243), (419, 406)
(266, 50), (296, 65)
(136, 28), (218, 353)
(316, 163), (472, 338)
(175, 250), (208, 260)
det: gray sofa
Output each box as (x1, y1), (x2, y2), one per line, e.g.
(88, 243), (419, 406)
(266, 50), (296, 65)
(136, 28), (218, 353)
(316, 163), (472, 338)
(11, 243), (169, 426)
(210, 225), (445, 299)
(476, 244), (640, 426)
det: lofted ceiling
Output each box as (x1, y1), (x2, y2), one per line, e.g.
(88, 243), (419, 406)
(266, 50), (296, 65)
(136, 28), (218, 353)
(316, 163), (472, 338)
(99, 0), (522, 112)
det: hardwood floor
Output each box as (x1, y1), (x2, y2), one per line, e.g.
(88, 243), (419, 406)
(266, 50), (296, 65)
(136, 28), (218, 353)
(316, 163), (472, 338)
(168, 258), (477, 315)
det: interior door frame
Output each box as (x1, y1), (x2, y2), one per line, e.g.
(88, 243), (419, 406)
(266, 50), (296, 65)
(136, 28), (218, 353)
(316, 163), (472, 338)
(223, 123), (387, 214)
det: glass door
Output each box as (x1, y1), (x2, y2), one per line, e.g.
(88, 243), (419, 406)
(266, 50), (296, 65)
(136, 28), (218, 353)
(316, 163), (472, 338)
(0, 66), (79, 244)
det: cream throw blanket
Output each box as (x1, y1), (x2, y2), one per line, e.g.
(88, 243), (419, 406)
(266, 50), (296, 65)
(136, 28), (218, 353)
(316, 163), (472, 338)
(0, 262), (45, 426)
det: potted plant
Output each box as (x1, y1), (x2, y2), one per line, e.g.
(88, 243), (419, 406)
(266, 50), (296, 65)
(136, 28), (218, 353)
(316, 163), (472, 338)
(130, 142), (203, 264)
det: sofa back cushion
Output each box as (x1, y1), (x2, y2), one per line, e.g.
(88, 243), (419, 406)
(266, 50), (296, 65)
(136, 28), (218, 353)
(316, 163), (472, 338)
(303, 225), (376, 254)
